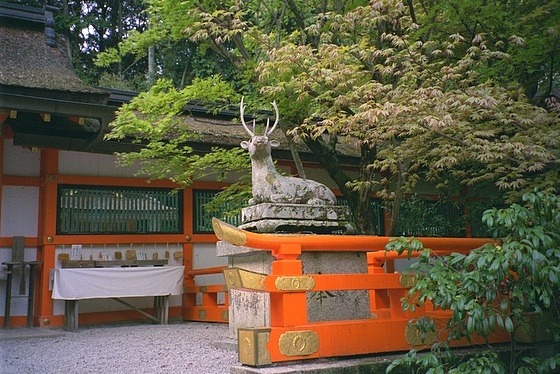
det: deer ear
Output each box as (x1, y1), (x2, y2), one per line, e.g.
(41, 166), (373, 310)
(241, 141), (249, 150)
(269, 140), (280, 148)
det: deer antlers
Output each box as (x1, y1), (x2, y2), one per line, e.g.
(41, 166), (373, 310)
(240, 97), (279, 137)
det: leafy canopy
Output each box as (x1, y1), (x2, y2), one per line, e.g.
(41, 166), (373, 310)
(100, 0), (559, 234)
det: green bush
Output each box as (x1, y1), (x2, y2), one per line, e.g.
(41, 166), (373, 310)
(387, 190), (560, 373)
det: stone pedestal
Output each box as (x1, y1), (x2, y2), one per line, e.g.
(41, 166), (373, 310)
(217, 241), (370, 339)
(239, 203), (355, 233)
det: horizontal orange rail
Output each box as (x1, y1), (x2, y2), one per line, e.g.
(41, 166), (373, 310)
(212, 218), (493, 253)
(185, 266), (227, 277)
(262, 273), (404, 292)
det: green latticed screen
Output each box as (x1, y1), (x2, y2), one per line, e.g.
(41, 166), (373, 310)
(57, 185), (182, 234)
(395, 198), (465, 237)
(337, 197), (385, 235)
(193, 190), (241, 233)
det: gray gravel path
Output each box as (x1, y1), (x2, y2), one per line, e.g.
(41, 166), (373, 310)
(1, 322), (239, 374)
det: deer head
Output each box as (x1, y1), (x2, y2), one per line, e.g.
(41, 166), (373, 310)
(240, 97), (280, 158)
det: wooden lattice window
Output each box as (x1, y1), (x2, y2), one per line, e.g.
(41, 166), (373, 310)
(337, 197), (385, 235)
(395, 198), (465, 237)
(193, 190), (241, 233)
(57, 185), (182, 234)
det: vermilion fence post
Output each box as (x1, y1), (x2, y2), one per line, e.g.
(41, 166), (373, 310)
(270, 243), (307, 327)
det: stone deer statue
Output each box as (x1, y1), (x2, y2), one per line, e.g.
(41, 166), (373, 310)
(240, 98), (337, 206)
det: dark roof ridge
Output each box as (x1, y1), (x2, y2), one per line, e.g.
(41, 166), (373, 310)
(0, 1), (58, 46)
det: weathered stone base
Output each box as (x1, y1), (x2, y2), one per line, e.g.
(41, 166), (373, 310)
(217, 240), (369, 339)
(240, 203), (355, 233)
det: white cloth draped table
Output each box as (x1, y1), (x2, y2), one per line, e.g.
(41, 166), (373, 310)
(52, 266), (184, 330)
(52, 266), (184, 300)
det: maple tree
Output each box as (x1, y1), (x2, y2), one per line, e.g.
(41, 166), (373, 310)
(100, 0), (559, 235)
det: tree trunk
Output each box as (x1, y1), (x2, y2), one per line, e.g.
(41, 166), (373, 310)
(63, 0), (72, 59)
(303, 137), (378, 235)
(282, 128), (306, 179)
(148, 46), (156, 85)
(386, 160), (407, 236)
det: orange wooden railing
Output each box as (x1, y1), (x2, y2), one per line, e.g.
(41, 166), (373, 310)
(183, 266), (229, 323)
(212, 218), (510, 366)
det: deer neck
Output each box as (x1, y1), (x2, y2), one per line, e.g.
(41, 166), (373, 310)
(251, 155), (276, 172)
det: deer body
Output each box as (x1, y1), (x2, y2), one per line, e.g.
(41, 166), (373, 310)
(240, 99), (336, 206)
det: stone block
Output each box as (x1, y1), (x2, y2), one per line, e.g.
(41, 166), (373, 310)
(240, 203), (355, 233)
(218, 241), (370, 339)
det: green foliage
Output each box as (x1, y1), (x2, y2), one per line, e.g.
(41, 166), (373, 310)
(54, 0), (149, 86)
(101, 0), (558, 235)
(97, 73), (151, 92)
(407, 0), (560, 104)
(201, 182), (252, 221)
(105, 77), (249, 188)
(259, 0), (559, 234)
(387, 191), (560, 373)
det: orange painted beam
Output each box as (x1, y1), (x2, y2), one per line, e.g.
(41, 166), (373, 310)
(44, 234), (187, 245)
(261, 318), (510, 364)
(2, 123), (14, 138)
(186, 266), (227, 277)
(212, 218), (493, 253)
(266, 319), (411, 362)
(36, 149), (59, 327)
(183, 306), (228, 323)
(2, 304), (184, 328)
(262, 273), (404, 292)
(1, 175), (41, 187)
(0, 110), (10, 125)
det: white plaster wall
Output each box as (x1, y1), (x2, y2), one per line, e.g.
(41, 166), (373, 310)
(58, 151), (140, 177)
(193, 242), (227, 286)
(1, 186), (39, 237)
(3, 140), (40, 176)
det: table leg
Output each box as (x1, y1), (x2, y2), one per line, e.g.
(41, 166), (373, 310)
(162, 295), (169, 324)
(27, 264), (38, 327)
(153, 296), (160, 322)
(3, 264), (14, 329)
(64, 300), (79, 331)
(153, 295), (169, 324)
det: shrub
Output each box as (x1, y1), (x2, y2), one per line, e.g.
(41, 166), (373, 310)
(387, 190), (560, 373)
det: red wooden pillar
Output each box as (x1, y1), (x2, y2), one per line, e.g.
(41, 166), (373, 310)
(36, 149), (58, 327)
(367, 254), (390, 314)
(0, 122), (4, 232)
(182, 187), (193, 321)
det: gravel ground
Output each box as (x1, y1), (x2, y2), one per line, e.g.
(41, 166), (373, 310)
(1, 321), (239, 374)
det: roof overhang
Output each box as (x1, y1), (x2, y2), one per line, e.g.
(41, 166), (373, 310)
(1, 90), (117, 152)
(1, 92), (115, 121)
